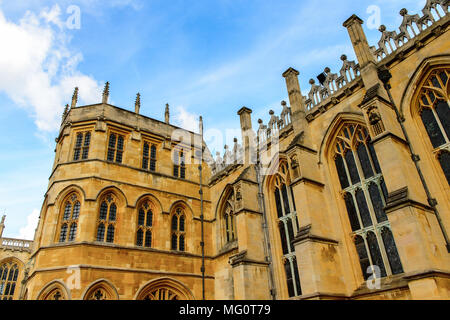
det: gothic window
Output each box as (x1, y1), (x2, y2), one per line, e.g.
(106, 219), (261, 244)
(107, 133), (125, 163)
(273, 162), (301, 297)
(58, 193), (81, 243)
(418, 68), (450, 186)
(142, 142), (157, 172)
(0, 262), (19, 300)
(171, 207), (186, 251)
(96, 194), (117, 243)
(137, 201), (153, 248)
(333, 123), (403, 280)
(173, 150), (186, 179)
(73, 132), (91, 161)
(223, 191), (237, 244)
(142, 287), (180, 300)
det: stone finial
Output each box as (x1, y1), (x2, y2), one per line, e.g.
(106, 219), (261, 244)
(0, 215), (5, 238)
(400, 8), (408, 16)
(71, 87), (78, 109)
(1, 215), (5, 224)
(102, 82), (110, 104)
(281, 100), (287, 107)
(199, 116), (203, 135)
(165, 103), (170, 124)
(135, 93), (141, 114)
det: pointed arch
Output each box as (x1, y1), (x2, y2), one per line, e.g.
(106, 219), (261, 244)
(168, 200), (194, 220)
(134, 193), (163, 212)
(53, 184), (86, 206)
(134, 277), (194, 300)
(317, 111), (365, 164)
(399, 54), (450, 117)
(81, 279), (119, 300)
(95, 186), (128, 207)
(0, 257), (24, 300)
(324, 120), (404, 281)
(36, 280), (71, 300)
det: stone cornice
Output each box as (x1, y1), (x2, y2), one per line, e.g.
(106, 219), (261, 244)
(291, 224), (339, 246)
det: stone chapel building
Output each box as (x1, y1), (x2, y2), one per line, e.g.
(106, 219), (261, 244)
(0, 1), (449, 300)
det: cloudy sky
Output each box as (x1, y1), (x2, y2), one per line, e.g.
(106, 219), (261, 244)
(0, 0), (428, 239)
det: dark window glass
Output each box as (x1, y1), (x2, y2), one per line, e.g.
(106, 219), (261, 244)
(99, 202), (108, 220)
(150, 159), (156, 172)
(180, 165), (186, 179)
(438, 151), (450, 186)
(107, 134), (116, 161)
(82, 132), (91, 159)
(286, 219), (295, 252)
(171, 216), (178, 231)
(274, 188), (283, 218)
(179, 235), (185, 251)
(106, 225), (115, 243)
(421, 108), (446, 148)
(137, 229), (143, 246)
(284, 260), (295, 298)
(96, 224), (105, 241)
(173, 165), (179, 177)
(368, 183), (387, 223)
(290, 187), (297, 211)
(381, 227), (404, 275)
(138, 209), (145, 226)
(72, 202), (80, 220)
(142, 143), (149, 170)
(355, 189), (372, 227)
(68, 223), (77, 241)
(357, 143), (374, 178)
(278, 222), (288, 255)
(179, 215), (185, 231)
(355, 235), (371, 280)
(145, 231), (152, 247)
(368, 142), (382, 174)
(435, 100), (450, 139)
(109, 204), (117, 221)
(366, 231), (387, 277)
(59, 224), (68, 242)
(151, 145), (157, 159)
(281, 185), (290, 214)
(74, 133), (83, 161)
(171, 234), (177, 250)
(335, 155), (350, 189)
(146, 210), (153, 227)
(380, 179), (389, 203)
(345, 151), (360, 185)
(63, 203), (71, 220)
(292, 256), (302, 296)
(344, 193), (361, 231)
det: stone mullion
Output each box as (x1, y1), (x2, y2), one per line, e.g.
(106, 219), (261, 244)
(430, 106), (450, 144)
(353, 150), (392, 275)
(287, 254), (299, 297)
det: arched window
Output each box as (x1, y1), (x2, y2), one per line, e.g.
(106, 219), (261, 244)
(333, 123), (403, 280)
(142, 142), (158, 172)
(59, 193), (81, 243)
(0, 261), (19, 300)
(272, 162), (301, 298)
(171, 207), (186, 251)
(223, 190), (236, 244)
(96, 194), (117, 243)
(417, 68), (450, 186)
(137, 200), (153, 248)
(73, 131), (91, 161)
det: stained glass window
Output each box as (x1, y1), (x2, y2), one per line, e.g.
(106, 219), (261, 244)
(333, 123), (403, 280)
(418, 68), (450, 186)
(59, 194), (80, 243)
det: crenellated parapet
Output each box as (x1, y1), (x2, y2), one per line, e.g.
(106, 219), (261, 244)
(372, 1), (449, 61)
(305, 55), (361, 111)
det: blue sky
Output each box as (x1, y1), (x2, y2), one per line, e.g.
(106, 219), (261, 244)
(0, 0), (426, 238)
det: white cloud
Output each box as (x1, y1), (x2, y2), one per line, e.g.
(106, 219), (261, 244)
(0, 5), (103, 132)
(172, 105), (199, 133)
(18, 209), (40, 240)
